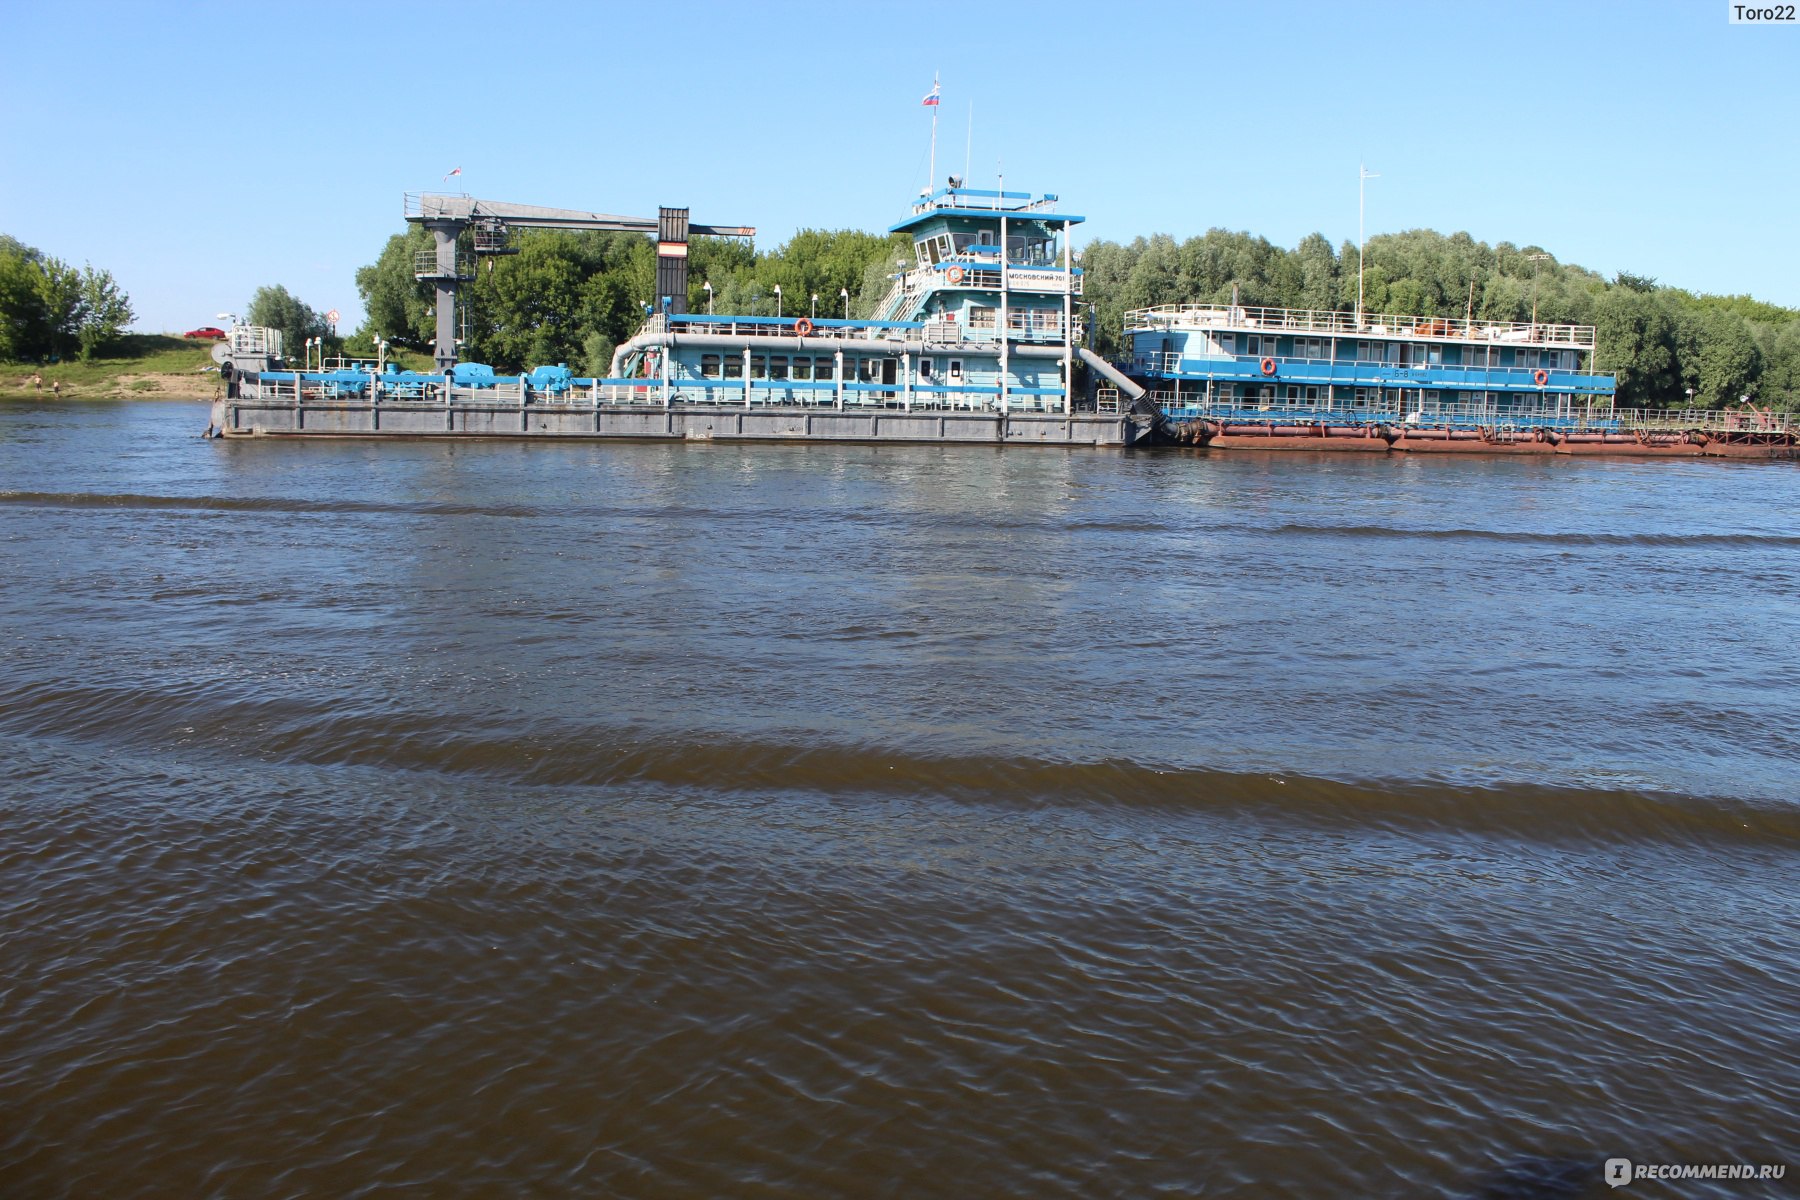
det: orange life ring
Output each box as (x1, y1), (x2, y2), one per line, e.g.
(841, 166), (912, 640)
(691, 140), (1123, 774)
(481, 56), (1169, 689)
(1260, 357), (1277, 376)
(1533, 368), (1549, 386)
(946, 266), (965, 284)
(794, 318), (813, 337)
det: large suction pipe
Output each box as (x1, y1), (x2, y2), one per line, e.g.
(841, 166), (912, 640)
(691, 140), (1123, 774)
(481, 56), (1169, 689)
(1075, 346), (1146, 401)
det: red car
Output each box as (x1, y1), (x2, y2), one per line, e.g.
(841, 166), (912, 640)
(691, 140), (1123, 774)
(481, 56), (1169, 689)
(184, 326), (227, 340)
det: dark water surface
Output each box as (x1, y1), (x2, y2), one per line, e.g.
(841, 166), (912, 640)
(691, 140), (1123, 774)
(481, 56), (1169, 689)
(2, 399), (1796, 1198)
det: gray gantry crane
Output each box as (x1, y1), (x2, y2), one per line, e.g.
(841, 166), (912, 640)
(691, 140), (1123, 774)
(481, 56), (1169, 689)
(405, 194), (755, 370)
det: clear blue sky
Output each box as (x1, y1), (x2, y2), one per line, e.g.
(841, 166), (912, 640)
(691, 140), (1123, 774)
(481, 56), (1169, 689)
(3, 0), (1794, 333)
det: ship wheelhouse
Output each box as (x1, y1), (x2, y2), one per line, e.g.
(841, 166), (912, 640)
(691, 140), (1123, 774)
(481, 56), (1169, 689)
(606, 185), (1090, 414)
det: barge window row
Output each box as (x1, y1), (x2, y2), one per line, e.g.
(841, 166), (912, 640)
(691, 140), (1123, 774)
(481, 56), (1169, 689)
(697, 354), (987, 384)
(1181, 383), (1588, 409)
(1205, 333), (1578, 369)
(703, 354), (842, 381)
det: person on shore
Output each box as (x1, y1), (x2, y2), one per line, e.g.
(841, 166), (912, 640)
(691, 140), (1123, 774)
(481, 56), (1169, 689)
(51, 379), (61, 398)
(30, 372), (42, 393)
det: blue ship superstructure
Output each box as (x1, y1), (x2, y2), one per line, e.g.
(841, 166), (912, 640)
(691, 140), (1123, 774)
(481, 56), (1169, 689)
(1119, 303), (1617, 430)
(607, 186), (1087, 413)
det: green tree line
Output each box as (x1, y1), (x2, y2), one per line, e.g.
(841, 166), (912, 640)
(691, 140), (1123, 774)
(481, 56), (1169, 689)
(345, 221), (1800, 410)
(0, 235), (134, 362)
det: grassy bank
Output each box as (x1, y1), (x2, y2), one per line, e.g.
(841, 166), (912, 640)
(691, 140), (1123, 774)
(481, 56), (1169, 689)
(0, 335), (439, 401)
(0, 334), (219, 400)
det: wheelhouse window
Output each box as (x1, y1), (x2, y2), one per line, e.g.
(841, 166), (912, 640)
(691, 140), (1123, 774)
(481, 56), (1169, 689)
(750, 354), (767, 379)
(724, 355), (743, 379)
(769, 356), (788, 381)
(969, 306), (996, 329)
(1005, 234), (1054, 266)
(791, 357), (811, 381)
(701, 354), (721, 379)
(815, 357), (835, 380)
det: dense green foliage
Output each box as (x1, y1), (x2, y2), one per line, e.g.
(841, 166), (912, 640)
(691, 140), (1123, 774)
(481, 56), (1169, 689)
(354, 226), (909, 375)
(350, 221), (1800, 410)
(0, 234), (135, 362)
(246, 284), (338, 362)
(1082, 228), (1799, 410)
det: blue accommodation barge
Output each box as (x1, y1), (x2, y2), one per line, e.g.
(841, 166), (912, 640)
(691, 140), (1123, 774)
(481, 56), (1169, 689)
(1117, 302), (1625, 451)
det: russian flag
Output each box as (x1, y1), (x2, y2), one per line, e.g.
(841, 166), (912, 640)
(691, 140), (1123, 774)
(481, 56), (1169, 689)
(922, 81), (940, 107)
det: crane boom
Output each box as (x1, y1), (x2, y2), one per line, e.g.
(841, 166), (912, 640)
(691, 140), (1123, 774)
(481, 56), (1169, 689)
(403, 192), (755, 369)
(406, 194), (754, 238)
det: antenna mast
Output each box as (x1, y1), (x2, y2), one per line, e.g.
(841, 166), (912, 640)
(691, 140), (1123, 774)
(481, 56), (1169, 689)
(1357, 163), (1379, 327)
(928, 72), (940, 188)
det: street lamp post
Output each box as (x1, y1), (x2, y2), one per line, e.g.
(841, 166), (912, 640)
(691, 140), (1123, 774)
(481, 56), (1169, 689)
(773, 284), (782, 318)
(840, 287), (849, 320)
(704, 280), (713, 314)
(1356, 164), (1378, 328)
(811, 293), (818, 320)
(1526, 253), (1552, 327)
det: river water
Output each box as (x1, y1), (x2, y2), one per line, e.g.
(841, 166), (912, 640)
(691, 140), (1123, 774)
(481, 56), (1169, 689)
(1, 399), (1795, 1198)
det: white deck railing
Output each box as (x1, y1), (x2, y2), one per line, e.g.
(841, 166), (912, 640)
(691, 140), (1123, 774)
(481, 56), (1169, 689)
(1125, 303), (1595, 349)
